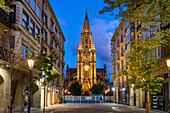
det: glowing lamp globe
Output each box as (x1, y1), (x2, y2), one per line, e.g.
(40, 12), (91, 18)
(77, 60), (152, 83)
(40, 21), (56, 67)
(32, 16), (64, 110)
(85, 67), (88, 70)
(27, 58), (35, 69)
(167, 59), (170, 69)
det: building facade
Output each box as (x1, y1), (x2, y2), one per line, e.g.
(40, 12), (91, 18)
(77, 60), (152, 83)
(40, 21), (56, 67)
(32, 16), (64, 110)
(64, 10), (109, 96)
(0, 0), (65, 112)
(111, 19), (169, 111)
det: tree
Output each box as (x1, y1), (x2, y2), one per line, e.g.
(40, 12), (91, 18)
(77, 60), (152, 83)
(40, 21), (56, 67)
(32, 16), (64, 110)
(99, 0), (170, 39)
(34, 54), (60, 113)
(115, 38), (168, 113)
(90, 83), (105, 94)
(0, 0), (13, 12)
(34, 54), (60, 82)
(99, 1), (169, 112)
(68, 82), (82, 96)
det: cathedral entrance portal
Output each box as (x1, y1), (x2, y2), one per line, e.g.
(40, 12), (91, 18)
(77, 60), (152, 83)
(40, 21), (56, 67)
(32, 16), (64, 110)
(84, 84), (90, 96)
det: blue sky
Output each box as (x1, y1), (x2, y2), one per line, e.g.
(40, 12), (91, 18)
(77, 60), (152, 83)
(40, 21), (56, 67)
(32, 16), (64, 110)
(49, 0), (121, 83)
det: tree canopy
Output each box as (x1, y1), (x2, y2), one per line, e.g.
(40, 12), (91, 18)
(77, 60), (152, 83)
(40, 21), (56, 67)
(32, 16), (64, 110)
(90, 83), (105, 94)
(34, 54), (60, 82)
(0, 0), (13, 12)
(115, 38), (168, 94)
(68, 82), (82, 96)
(99, 0), (170, 39)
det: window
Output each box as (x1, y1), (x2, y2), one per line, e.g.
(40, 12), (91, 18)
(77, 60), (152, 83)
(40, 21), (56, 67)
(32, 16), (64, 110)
(43, 47), (47, 56)
(30, 19), (35, 36)
(51, 38), (53, 48)
(44, 14), (48, 26)
(58, 62), (60, 68)
(121, 34), (123, 41)
(117, 40), (119, 47)
(158, 46), (161, 57)
(9, 36), (15, 50)
(121, 60), (123, 69)
(43, 30), (47, 42)
(21, 41), (27, 60)
(29, 46), (34, 57)
(50, 19), (54, 32)
(31, 0), (35, 12)
(35, 52), (39, 61)
(26, 0), (29, 4)
(36, 4), (40, 19)
(85, 39), (88, 44)
(36, 27), (40, 42)
(22, 11), (29, 30)
(131, 31), (134, 40)
(118, 63), (120, 71)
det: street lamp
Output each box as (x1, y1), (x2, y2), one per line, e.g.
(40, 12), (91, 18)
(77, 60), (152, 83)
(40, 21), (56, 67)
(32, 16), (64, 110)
(166, 59), (170, 111)
(166, 59), (170, 70)
(27, 57), (35, 113)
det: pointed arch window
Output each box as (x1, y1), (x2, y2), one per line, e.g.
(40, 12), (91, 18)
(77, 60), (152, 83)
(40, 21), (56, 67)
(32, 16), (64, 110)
(85, 39), (88, 44)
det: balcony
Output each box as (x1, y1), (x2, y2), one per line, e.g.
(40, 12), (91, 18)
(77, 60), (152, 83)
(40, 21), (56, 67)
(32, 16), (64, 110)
(120, 39), (123, 43)
(111, 48), (115, 53)
(116, 56), (120, 61)
(0, 9), (13, 28)
(112, 60), (116, 64)
(51, 30), (60, 44)
(121, 52), (123, 57)
(117, 44), (120, 48)
(53, 63), (62, 74)
(50, 44), (60, 57)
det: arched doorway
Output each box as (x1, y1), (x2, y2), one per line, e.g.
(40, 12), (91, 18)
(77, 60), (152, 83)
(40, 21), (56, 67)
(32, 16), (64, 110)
(0, 75), (4, 99)
(84, 84), (89, 96)
(31, 82), (39, 108)
(25, 82), (39, 108)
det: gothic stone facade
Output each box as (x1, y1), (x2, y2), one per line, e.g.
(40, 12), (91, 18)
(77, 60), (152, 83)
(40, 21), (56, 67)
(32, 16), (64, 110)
(64, 10), (109, 95)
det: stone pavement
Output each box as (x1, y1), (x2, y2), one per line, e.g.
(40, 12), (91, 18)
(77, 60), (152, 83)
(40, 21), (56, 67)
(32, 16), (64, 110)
(22, 103), (168, 113)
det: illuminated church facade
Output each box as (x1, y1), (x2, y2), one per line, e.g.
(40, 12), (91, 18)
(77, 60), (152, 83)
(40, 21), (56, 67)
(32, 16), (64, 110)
(64, 10), (109, 95)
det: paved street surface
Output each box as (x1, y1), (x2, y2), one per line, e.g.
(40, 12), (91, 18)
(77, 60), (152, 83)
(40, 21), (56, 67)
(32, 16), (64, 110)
(29, 103), (167, 113)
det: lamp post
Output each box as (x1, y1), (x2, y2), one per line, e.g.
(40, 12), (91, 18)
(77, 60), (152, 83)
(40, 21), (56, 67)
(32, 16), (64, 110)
(166, 59), (170, 112)
(112, 87), (116, 102)
(27, 57), (35, 113)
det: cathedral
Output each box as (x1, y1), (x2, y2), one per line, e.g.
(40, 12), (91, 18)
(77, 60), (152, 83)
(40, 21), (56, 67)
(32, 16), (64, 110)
(64, 10), (109, 95)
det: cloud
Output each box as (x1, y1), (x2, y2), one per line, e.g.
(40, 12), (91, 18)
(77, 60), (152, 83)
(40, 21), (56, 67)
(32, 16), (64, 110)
(91, 18), (119, 64)
(70, 35), (79, 56)
(59, 18), (69, 27)
(91, 19), (119, 80)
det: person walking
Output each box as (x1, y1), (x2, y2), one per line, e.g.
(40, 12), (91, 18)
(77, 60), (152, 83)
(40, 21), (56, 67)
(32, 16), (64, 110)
(64, 97), (66, 104)
(100, 97), (102, 103)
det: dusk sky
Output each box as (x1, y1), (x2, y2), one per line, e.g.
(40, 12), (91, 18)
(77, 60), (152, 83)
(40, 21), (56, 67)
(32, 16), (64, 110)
(49, 0), (122, 83)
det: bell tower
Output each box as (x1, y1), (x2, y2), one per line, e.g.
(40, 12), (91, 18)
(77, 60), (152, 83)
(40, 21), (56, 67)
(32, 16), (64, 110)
(77, 9), (96, 95)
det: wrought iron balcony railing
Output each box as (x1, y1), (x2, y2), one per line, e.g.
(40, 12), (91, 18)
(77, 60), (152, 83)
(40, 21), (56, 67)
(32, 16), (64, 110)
(0, 9), (12, 28)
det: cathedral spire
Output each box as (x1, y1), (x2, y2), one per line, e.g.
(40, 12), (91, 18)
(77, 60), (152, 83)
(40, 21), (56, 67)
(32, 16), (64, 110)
(82, 9), (91, 33)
